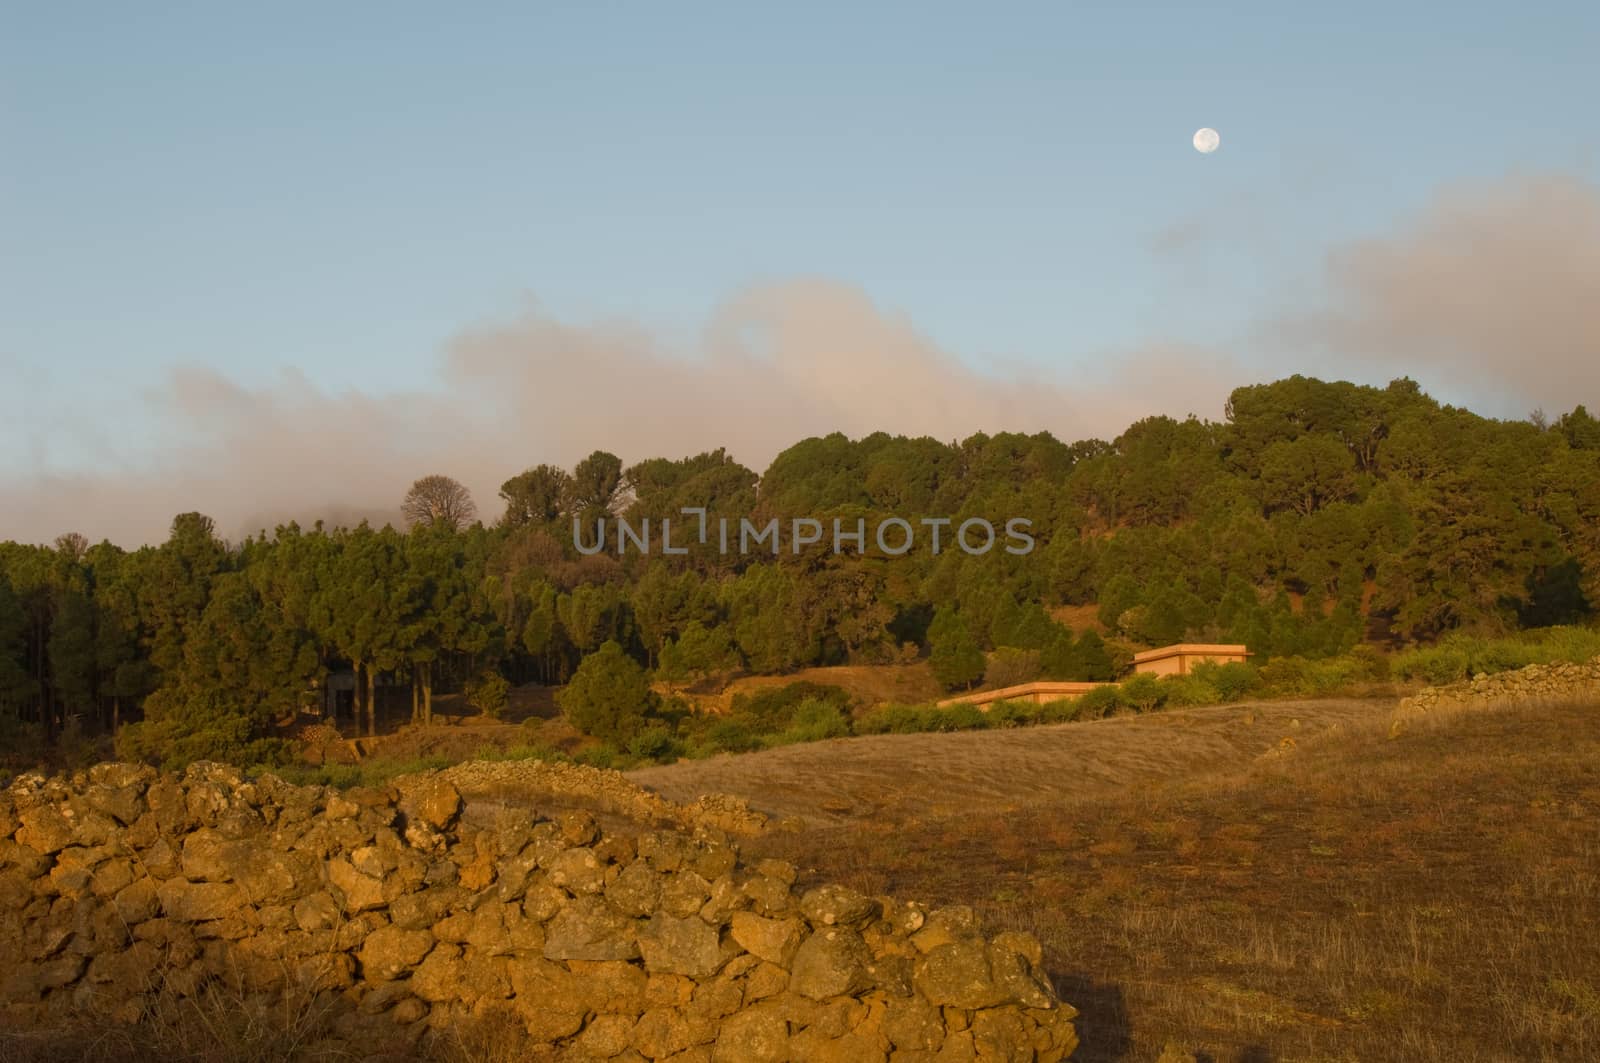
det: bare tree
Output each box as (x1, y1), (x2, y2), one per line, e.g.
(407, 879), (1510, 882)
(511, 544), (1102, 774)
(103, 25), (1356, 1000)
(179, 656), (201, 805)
(401, 475), (477, 531)
(54, 532), (89, 561)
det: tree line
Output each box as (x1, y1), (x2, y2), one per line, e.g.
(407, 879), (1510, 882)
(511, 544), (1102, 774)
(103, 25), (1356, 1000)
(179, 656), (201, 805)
(2, 375), (1597, 764)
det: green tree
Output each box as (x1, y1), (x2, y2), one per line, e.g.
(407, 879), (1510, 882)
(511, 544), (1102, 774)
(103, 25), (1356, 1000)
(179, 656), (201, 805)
(558, 640), (656, 746)
(928, 607), (984, 691)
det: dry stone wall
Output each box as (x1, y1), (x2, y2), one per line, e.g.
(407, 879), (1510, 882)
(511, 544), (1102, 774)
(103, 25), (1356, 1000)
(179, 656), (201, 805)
(1391, 655), (1600, 734)
(0, 762), (1078, 1061)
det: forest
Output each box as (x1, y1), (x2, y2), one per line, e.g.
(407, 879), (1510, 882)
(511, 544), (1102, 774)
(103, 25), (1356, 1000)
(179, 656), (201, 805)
(2, 375), (1598, 767)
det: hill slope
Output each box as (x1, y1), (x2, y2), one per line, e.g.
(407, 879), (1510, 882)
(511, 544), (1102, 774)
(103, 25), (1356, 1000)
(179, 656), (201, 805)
(631, 697), (1600, 1061)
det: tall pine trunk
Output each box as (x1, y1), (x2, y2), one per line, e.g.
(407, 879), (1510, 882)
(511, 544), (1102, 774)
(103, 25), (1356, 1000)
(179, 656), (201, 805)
(411, 668), (420, 724)
(366, 667), (377, 737)
(423, 661), (434, 726)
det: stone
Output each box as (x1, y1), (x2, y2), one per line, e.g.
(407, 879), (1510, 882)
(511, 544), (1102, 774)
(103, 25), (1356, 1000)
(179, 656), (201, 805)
(569, 959), (648, 1014)
(328, 857), (386, 913)
(359, 925), (435, 983)
(885, 996), (945, 1051)
(575, 1012), (637, 1058)
(711, 1005), (789, 1062)
(548, 847), (606, 895)
(508, 956), (587, 1041)
(637, 912), (723, 978)
(408, 778), (462, 831)
(744, 962), (789, 1004)
(16, 805), (74, 855)
(543, 896), (640, 962)
(790, 927), (873, 1000)
(606, 859), (664, 917)
(742, 874), (794, 916)
(157, 879), (243, 923)
(660, 870), (713, 918)
(911, 906), (979, 953)
(729, 911), (805, 967)
(294, 891), (340, 932)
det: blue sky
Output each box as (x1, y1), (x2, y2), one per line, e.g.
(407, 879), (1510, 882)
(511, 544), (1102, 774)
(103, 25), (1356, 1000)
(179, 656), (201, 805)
(2, 1), (1598, 542)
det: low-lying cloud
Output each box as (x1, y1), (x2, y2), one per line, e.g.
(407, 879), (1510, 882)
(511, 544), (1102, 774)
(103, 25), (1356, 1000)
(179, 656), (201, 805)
(2, 172), (1595, 547)
(1280, 173), (1600, 413)
(0, 281), (1235, 547)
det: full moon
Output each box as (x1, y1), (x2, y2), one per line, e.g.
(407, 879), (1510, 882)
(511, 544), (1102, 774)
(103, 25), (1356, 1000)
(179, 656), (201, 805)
(1193, 127), (1220, 154)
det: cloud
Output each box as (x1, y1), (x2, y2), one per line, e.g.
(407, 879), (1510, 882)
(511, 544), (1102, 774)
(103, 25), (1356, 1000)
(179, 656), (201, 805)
(1277, 173), (1600, 412)
(0, 280), (1233, 547)
(7, 172), (1590, 548)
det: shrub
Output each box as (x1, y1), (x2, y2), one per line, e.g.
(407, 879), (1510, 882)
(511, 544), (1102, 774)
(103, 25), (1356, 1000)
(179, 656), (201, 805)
(1036, 697), (1083, 724)
(985, 699), (1039, 728)
(730, 682), (851, 731)
(767, 698), (852, 747)
(465, 668), (512, 719)
(627, 725), (683, 762)
(1160, 673), (1221, 707)
(1074, 685), (1123, 719)
(1390, 645), (1471, 685)
(1118, 673), (1166, 713)
(1192, 660), (1260, 701)
(704, 717), (762, 753)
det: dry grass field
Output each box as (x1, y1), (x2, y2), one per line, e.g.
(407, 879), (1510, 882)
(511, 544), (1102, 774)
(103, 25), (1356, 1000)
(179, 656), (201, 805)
(632, 697), (1600, 1061)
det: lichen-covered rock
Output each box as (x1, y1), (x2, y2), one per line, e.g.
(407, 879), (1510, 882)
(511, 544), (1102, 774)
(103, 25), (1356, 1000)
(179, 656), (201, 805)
(636, 913), (722, 978)
(790, 927), (874, 1000)
(543, 896), (641, 962)
(359, 925), (435, 982)
(729, 911), (805, 968)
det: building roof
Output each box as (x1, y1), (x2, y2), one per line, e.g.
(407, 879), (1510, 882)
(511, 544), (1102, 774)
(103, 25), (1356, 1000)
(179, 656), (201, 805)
(1130, 643), (1251, 664)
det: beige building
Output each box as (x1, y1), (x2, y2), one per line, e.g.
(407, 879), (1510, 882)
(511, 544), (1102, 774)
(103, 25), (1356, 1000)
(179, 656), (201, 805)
(1131, 643), (1250, 676)
(939, 681), (1107, 710)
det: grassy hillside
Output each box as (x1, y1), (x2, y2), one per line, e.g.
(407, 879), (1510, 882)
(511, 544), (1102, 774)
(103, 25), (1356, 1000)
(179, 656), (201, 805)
(632, 697), (1600, 1061)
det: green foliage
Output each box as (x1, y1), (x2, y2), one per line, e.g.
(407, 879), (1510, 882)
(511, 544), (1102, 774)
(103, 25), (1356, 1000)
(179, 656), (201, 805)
(928, 607), (985, 691)
(729, 681), (852, 731)
(627, 724), (684, 762)
(1118, 673), (1166, 713)
(1160, 673), (1221, 707)
(557, 641), (657, 746)
(1073, 685), (1124, 719)
(764, 698), (851, 747)
(1190, 660), (1261, 701)
(985, 647), (1041, 689)
(1390, 627), (1600, 684)
(464, 668), (512, 719)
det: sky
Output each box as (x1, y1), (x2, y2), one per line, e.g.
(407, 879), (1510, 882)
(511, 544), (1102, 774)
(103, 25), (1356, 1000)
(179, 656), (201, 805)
(2, 1), (1598, 544)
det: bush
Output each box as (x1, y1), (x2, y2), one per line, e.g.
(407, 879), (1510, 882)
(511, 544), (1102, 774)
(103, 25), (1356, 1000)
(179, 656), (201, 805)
(1191, 660), (1260, 701)
(703, 717), (763, 754)
(1073, 685), (1123, 719)
(1160, 674), (1220, 707)
(1390, 645), (1471, 685)
(1118, 673), (1166, 713)
(1036, 697), (1083, 724)
(627, 725), (683, 762)
(465, 668), (512, 719)
(766, 698), (852, 747)
(730, 682), (851, 731)
(985, 699), (1039, 728)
